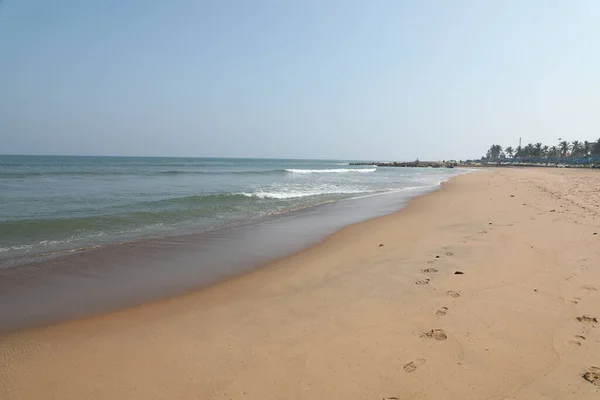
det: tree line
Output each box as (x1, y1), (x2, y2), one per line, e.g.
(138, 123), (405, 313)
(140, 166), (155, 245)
(483, 138), (600, 162)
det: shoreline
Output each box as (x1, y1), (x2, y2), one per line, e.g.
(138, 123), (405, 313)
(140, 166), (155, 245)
(2, 167), (600, 399)
(0, 172), (465, 333)
(0, 177), (446, 270)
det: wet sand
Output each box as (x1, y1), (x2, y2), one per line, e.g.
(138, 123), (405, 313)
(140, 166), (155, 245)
(2, 168), (600, 399)
(0, 182), (442, 332)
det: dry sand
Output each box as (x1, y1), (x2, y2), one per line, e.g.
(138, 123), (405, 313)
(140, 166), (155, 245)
(1, 168), (600, 399)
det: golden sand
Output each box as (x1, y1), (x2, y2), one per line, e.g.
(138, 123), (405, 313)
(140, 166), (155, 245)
(1, 168), (600, 399)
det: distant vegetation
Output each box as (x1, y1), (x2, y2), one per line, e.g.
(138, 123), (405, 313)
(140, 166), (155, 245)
(481, 138), (600, 166)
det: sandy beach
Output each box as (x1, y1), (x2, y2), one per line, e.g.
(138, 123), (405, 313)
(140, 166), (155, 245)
(1, 167), (600, 399)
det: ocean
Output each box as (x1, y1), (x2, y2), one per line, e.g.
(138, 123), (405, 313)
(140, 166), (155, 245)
(0, 155), (466, 266)
(0, 155), (469, 330)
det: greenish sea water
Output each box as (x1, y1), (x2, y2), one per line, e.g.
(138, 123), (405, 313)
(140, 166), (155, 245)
(0, 155), (465, 266)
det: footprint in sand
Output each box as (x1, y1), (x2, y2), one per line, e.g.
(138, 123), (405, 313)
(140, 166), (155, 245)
(576, 315), (598, 324)
(421, 267), (438, 273)
(435, 307), (448, 316)
(421, 329), (448, 341)
(566, 335), (586, 347)
(562, 296), (581, 305)
(582, 366), (600, 386)
(445, 251), (454, 256)
(402, 358), (426, 373)
(582, 285), (597, 292)
(446, 290), (461, 298)
(415, 279), (430, 285)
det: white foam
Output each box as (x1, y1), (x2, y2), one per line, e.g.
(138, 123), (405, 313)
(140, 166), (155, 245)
(285, 168), (376, 174)
(0, 225), (168, 256)
(238, 188), (366, 199)
(0, 244), (34, 252)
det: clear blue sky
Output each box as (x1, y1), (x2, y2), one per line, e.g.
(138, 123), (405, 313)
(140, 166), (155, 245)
(1, 0), (599, 160)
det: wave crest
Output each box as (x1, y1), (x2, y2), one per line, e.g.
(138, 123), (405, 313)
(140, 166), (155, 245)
(237, 188), (366, 199)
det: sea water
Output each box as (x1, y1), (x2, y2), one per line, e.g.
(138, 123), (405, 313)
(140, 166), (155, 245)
(0, 155), (465, 266)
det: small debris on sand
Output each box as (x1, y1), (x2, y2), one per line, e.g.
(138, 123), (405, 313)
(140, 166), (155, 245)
(576, 315), (598, 324)
(582, 367), (600, 386)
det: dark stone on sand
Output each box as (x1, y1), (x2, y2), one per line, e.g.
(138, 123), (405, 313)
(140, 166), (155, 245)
(549, 209), (556, 212)
(594, 233), (598, 235)
(454, 271), (464, 275)
(534, 289), (538, 292)
(435, 255), (440, 259)
(510, 195), (515, 197)
(488, 222), (492, 225)
(379, 244), (384, 247)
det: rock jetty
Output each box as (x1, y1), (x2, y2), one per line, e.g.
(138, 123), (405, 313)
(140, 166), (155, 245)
(350, 161), (455, 168)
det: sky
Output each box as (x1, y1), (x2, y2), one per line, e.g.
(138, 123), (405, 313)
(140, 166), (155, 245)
(1, 0), (599, 160)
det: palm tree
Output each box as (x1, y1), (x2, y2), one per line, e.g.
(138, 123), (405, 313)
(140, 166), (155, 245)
(559, 141), (570, 157)
(524, 143), (535, 158)
(486, 144), (503, 161)
(514, 145), (523, 158)
(542, 145), (549, 158)
(571, 140), (582, 157)
(482, 139), (600, 164)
